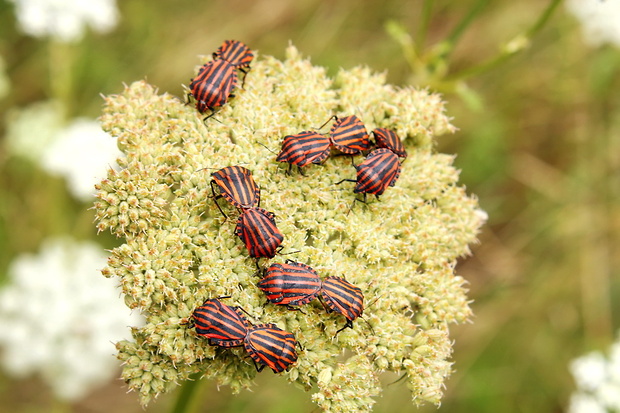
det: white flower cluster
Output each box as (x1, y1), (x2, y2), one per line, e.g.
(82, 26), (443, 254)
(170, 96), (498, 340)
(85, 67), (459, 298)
(8, 0), (119, 42)
(5, 107), (122, 201)
(0, 238), (143, 401)
(41, 118), (123, 201)
(568, 337), (620, 413)
(566, 0), (620, 47)
(4, 100), (65, 165)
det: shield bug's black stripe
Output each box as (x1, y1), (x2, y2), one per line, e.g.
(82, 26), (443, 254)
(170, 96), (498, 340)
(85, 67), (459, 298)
(329, 115), (371, 154)
(211, 166), (260, 212)
(235, 207), (284, 258)
(213, 40), (254, 69)
(191, 298), (249, 347)
(319, 276), (364, 322)
(244, 323), (298, 373)
(258, 261), (322, 306)
(189, 60), (238, 113)
(372, 128), (407, 158)
(354, 148), (401, 196)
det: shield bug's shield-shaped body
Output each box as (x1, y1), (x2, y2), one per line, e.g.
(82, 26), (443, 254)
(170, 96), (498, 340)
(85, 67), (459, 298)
(258, 261), (322, 308)
(352, 148), (401, 198)
(235, 207), (284, 259)
(319, 276), (364, 334)
(213, 40), (254, 69)
(276, 131), (331, 170)
(329, 115), (371, 154)
(244, 323), (298, 373)
(189, 59), (238, 115)
(213, 40), (254, 87)
(210, 166), (260, 216)
(190, 298), (249, 347)
(372, 128), (407, 159)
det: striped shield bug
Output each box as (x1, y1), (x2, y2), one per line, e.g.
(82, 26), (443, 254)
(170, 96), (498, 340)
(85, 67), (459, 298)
(244, 323), (298, 373)
(336, 148), (401, 203)
(190, 297), (249, 347)
(213, 40), (254, 69)
(276, 131), (331, 172)
(210, 166), (260, 217)
(372, 128), (407, 159)
(189, 59), (238, 118)
(235, 207), (284, 259)
(319, 276), (364, 334)
(258, 260), (322, 309)
(213, 40), (254, 88)
(257, 261), (365, 334)
(325, 115), (371, 154)
(190, 299), (297, 373)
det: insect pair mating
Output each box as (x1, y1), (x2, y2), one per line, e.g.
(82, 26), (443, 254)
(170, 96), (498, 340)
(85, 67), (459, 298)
(188, 40), (253, 120)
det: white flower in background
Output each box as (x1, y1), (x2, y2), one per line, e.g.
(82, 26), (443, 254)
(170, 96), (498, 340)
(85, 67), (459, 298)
(566, 0), (620, 47)
(9, 0), (119, 42)
(5, 106), (121, 201)
(571, 352), (607, 392)
(568, 393), (606, 413)
(568, 334), (620, 413)
(5, 100), (64, 164)
(0, 238), (143, 401)
(41, 118), (123, 201)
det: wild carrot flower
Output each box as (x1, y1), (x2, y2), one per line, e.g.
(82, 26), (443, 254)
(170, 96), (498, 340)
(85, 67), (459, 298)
(8, 0), (119, 42)
(95, 45), (486, 411)
(0, 238), (143, 400)
(568, 337), (620, 413)
(5, 100), (65, 165)
(566, 0), (620, 48)
(42, 118), (123, 201)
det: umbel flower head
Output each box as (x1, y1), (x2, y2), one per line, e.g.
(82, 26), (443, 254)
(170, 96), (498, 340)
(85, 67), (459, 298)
(94, 44), (486, 411)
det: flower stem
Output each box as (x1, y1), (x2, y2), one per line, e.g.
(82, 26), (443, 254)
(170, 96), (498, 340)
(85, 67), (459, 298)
(169, 373), (204, 413)
(415, 0), (435, 55)
(442, 0), (492, 59)
(445, 0), (562, 82)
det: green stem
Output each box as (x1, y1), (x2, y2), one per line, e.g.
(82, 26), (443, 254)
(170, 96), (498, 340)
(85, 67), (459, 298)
(415, 0), (435, 55)
(442, 0), (492, 59)
(524, 0), (562, 38)
(445, 0), (562, 82)
(385, 21), (424, 74)
(170, 373), (204, 413)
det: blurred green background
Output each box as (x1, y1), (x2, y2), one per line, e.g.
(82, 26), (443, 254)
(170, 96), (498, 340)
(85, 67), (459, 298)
(1, 0), (618, 412)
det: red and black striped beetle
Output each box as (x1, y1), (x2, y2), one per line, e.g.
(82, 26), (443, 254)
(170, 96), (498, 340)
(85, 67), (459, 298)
(190, 298), (298, 373)
(190, 297), (249, 347)
(213, 40), (254, 87)
(326, 115), (371, 154)
(235, 207), (284, 259)
(210, 166), (260, 217)
(319, 276), (365, 334)
(189, 59), (238, 118)
(336, 148), (401, 202)
(372, 128), (407, 159)
(258, 260), (322, 310)
(244, 323), (298, 373)
(257, 261), (364, 334)
(276, 131), (331, 173)
(213, 40), (254, 70)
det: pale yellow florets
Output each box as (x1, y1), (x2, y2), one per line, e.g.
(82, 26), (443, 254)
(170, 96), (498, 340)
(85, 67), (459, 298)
(95, 45), (485, 411)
